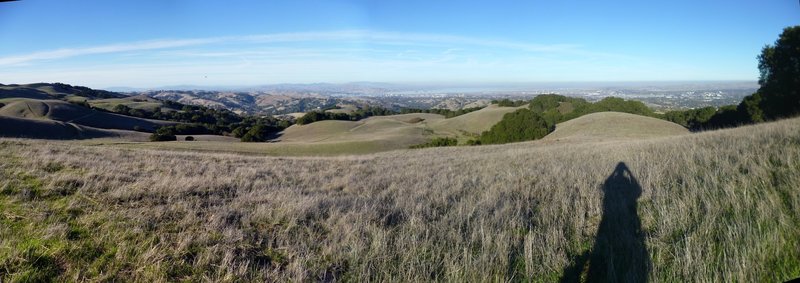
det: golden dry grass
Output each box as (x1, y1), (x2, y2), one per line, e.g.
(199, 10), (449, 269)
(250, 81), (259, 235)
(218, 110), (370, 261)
(0, 116), (149, 141)
(0, 99), (174, 133)
(258, 105), (524, 152)
(0, 116), (799, 282)
(542, 112), (690, 142)
(429, 104), (528, 135)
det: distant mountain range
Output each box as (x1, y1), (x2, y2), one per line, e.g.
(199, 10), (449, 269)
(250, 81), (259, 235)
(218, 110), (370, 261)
(3, 81), (759, 116)
(105, 81), (758, 93)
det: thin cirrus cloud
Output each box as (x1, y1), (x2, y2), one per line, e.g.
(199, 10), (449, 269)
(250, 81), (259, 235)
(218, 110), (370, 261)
(0, 30), (686, 86)
(0, 30), (604, 66)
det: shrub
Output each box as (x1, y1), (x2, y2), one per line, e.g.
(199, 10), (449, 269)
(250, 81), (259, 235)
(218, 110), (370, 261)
(185, 136), (195, 141)
(68, 100), (91, 108)
(149, 127), (177, 142)
(231, 126), (248, 138)
(478, 109), (553, 145)
(113, 104), (131, 114)
(465, 139), (481, 146)
(410, 137), (458, 149)
(589, 97), (653, 116)
(495, 99), (528, 107)
(406, 117), (425, 123)
(149, 133), (176, 142)
(241, 124), (279, 142)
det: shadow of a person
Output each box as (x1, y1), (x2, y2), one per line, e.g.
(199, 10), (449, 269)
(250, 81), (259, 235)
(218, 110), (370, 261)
(560, 162), (651, 283)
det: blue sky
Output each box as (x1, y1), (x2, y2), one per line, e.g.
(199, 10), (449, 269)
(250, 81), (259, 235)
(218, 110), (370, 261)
(0, 0), (797, 88)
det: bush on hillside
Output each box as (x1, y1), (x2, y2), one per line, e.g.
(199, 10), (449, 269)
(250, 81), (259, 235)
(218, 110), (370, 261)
(588, 97), (654, 117)
(409, 137), (458, 149)
(296, 111), (351, 125)
(493, 99), (528, 107)
(478, 109), (553, 144)
(241, 124), (279, 142)
(529, 94), (577, 113)
(113, 104), (131, 113)
(68, 100), (91, 108)
(107, 98), (289, 136)
(149, 127), (177, 142)
(231, 126), (248, 138)
(528, 94), (591, 125)
(400, 107), (484, 118)
(704, 105), (746, 129)
(663, 107), (717, 129)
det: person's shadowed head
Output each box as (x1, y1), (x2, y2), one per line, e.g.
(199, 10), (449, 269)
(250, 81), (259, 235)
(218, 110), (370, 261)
(560, 162), (650, 283)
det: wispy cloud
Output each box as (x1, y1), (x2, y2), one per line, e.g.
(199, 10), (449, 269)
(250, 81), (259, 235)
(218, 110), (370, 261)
(0, 30), (719, 86)
(0, 38), (223, 66)
(0, 30), (603, 66)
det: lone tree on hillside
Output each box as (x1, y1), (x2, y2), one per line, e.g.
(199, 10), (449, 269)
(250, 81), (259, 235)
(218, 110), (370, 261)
(754, 26), (800, 120)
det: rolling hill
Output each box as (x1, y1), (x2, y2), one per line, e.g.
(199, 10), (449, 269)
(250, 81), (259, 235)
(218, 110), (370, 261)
(0, 116), (148, 140)
(274, 106), (524, 150)
(86, 95), (165, 112)
(0, 99), (175, 133)
(542, 112), (690, 142)
(0, 83), (125, 101)
(429, 104), (528, 135)
(105, 111), (691, 156)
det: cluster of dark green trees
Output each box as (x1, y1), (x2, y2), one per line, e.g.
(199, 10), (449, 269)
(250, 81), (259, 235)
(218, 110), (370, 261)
(233, 124), (282, 142)
(398, 107), (484, 118)
(664, 26), (800, 130)
(149, 119), (287, 143)
(106, 101), (290, 142)
(149, 127), (179, 142)
(112, 103), (279, 135)
(477, 109), (553, 144)
(492, 99), (529, 107)
(295, 106), (396, 125)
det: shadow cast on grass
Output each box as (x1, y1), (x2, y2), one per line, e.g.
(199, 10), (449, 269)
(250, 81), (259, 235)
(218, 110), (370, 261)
(560, 162), (651, 283)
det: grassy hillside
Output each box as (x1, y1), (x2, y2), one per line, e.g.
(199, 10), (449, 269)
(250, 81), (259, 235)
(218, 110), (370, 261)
(88, 111), (689, 156)
(542, 112), (690, 142)
(274, 105), (522, 151)
(0, 83), (124, 101)
(0, 99), (175, 133)
(0, 116), (798, 281)
(429, 104), (527, 135)
(87, 95), (164, 112)
(0, 116), (148, 140)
